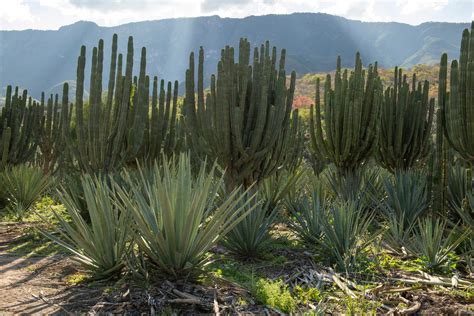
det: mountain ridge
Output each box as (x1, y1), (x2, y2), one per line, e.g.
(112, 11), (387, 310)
(0, 13), (469, 97)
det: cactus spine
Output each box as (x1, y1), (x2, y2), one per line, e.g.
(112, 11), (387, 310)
(378, 67), (435, 172)
(184, 39), (301, 189)
(309, 53), (382, 175)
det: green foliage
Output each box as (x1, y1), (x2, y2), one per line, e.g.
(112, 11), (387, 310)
(319, 202), (378, 272)
(447, 161), (470, 216)
(442, 22), (474, 163)
(69, 34), (181, 173)
(37, 83), (71, 174)
(309, 53), (383, 175)
(41, 174), (131, 278)
(223, 195), (277, 258)
(115, 154), (257, 279)
(377, 67), (434, 172)
(286, 179), (326, 245)
(380, 170), (429, 251)
(184, 39), (301, 189)
(0, 86), (42, 168)
(408, 217), (468, 272)
(254, 279), (297, 313)
(322, 164), (385, 208)
(0, 164), (52, 220)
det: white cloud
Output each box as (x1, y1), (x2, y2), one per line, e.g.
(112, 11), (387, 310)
(0, 0), (471, 30)
(0, 0), (38, 29)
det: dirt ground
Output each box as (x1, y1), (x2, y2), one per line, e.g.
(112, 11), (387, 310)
(1, 222), (473, 315)
(0, 223), (101, 314)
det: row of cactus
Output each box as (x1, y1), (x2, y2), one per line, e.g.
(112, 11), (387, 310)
(68, 35), (183, 173)
(37, 84), (71, 174)
(309, 53), (383, 176)
(1, 23), (472, 199)
(0, 86), (42, 169)
(183, 39), (302, 189)
(377, 68), (435, 172)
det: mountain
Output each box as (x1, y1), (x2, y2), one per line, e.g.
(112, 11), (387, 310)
(0, 13), (469, 98)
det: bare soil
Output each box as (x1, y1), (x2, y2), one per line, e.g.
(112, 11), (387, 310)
(0, 222), (101, 314)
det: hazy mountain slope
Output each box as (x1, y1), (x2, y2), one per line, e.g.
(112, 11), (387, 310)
(0, 13), (469, 97)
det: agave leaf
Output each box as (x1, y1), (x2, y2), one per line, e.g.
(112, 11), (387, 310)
(1, 165), (52, 220)
(115, 153), (258, 279)
(39, 173), (131, 278)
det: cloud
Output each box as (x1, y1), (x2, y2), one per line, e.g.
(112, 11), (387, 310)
(201, 0), (252, 12)
(68, 0), (169, 12)
(0, 0), (38, 29)
(0, 0), (471, 30)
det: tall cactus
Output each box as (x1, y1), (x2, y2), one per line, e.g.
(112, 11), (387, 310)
(140, 78), (182, 160)
(0, 86), (42, 169)
(37, 83), (71, 173)
(443, 22), (474, 163)
(69, 34), (181, 173)
(377, 67), (435, 172)
(183, 39), (301, 189)
(442, 22), (474, 195)
(309, 53), (383, 175)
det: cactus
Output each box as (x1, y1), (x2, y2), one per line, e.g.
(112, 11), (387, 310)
(140, 78), (182, 160)
(37, 83), (71, 173)
(0, 86), (42, 169)
(309, 53), (383, 175)
(378, 67), (435, 172)
(68, 34), (181, 173)
(183, 39), (301, 189)
(443, 22), (474, 163)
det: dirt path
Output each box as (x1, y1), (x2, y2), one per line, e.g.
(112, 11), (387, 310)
(0, 223), (100, 314)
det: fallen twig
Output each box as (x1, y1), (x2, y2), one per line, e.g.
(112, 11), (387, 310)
(399, 301), (421, 315)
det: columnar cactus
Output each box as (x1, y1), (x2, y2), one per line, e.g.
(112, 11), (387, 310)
(69, 34), (181, 173)
(377, 67), (435, 172)
(38, 83), (71, 173)
(442, 22), (474, 163)
(0, 86), (42, 169)
(309, 53), (383, 175)
(183, 39), (301, 189)
(141, 78), (182, 160)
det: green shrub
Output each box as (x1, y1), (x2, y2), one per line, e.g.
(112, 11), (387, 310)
(287, 180), (326, 245)
(408, 217), (468, 272)
(116, 154), (257, 279)
(223, 194), (277, 258)
(320, 202), (378, 272)
(0, 165), (52, 220)
(447, 162), (470, 218)
(41, 174), (131, 279)
(254, 279), (297, 313)
(380, 170), (429, 252)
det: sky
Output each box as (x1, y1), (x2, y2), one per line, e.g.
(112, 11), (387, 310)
(0, 0), (472, 30)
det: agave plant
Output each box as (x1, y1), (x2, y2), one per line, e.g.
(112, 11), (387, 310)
(223, 193), (277, 258)
(320, 201), (378, 272)
(322, 164), (385, 209)
(447, 162), (469, 217)
(286, 180), (327, 245)
(0, 165), (52, 220)
(457, 193), (474, 273)
(259, 169), (305, 212)
(40, 174), (131, 278)
(380, 170), (429, 252)
(408, 217), (468, 272)
(116, 154), (257, 279)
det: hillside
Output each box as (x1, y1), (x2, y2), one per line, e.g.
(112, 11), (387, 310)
(293, 63), (442, 108)
(0, 13), (468, 98)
